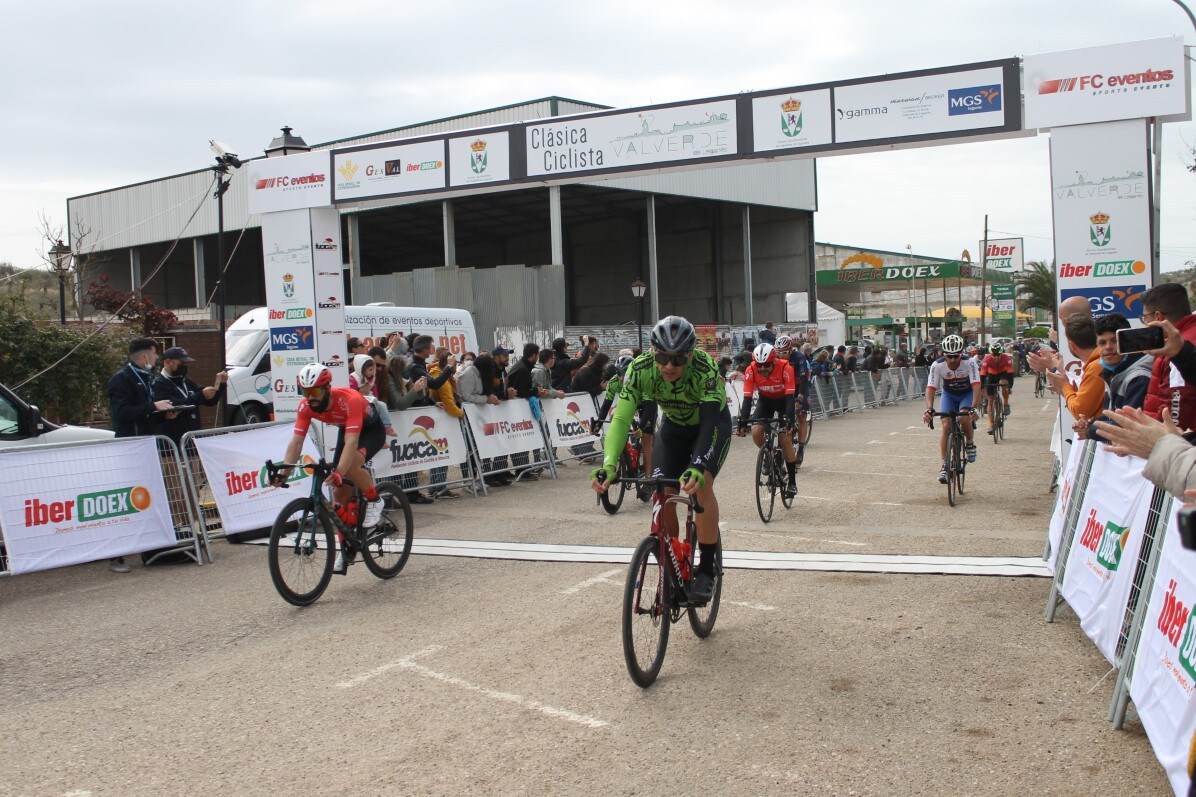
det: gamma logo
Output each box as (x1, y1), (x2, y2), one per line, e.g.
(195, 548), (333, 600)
(948, 84), (1001, 116)
(25, 486), (152, 528)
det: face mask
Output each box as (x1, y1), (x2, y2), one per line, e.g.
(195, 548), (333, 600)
(174, 364), (189, 378)
(1099, 358), (1119, 372)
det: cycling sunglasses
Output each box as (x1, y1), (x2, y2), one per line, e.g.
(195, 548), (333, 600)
(944, 353), (962, 360)
(301, 386), (329, 398)
(654, 352), (690, 367)
(758, 361), (775, 370)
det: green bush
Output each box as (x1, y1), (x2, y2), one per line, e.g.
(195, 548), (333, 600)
(1023, 327), (1050, 340)
(0, 300), (125, 424)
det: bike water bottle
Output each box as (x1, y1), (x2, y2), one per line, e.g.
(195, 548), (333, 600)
(628, 446), (639, 471)
(671, 538), (692, 581)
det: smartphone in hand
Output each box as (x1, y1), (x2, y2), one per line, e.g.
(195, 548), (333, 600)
(1116, 326), (1165, 354)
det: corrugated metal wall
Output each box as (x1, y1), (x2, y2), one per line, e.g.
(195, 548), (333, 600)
(352, 264), (564, 351)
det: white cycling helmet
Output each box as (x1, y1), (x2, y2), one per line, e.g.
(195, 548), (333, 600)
(941, 334), (966, 355)
(297, 363), (333, 389)
(752, 343), (776, 364)
(774, 335), (794, 355)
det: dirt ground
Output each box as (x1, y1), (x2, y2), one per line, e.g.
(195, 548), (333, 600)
(0, 379), (1169, 796)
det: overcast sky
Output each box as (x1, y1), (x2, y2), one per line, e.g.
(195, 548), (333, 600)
(4, 0), (1196, 273)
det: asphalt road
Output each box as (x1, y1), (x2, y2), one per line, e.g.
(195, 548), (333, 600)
(0, 379), (1169, 796)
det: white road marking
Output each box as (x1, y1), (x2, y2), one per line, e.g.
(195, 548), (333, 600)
(796, 495), (904, 507)
(814, 468), (918, 479)
(1040, 402), (1053, 412)
(561, 568), (623, 594)
(340, 645), (608, 729)
(727, 600), (777, 611)
(888, 431), (934, 436)
(841, 451), (936, 460)
(724, 526), (867, 547)
(63, 791), (93, 797)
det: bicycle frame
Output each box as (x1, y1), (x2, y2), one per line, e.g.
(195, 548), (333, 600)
(266, 459), (364, 551)
(625, 477), (702, 606)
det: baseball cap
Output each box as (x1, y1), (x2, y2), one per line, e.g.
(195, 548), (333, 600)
(163, 347), (196, 362)
(491, 345), (514, 356)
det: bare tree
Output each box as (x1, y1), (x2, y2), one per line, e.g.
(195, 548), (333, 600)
(37, 211), (111, 321)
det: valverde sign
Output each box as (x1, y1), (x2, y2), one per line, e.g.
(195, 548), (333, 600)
(815, 261), (1012, 285)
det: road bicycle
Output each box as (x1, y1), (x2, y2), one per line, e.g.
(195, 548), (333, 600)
(1034, 372), (1046, 399)
(599, 424), (650, 514)
(264, 460), (414, 606)
(751, 417), (796, 523)
(927, 410), (974, 507)
(986, 380), (1007, 444)
(616, 475), (722, 688)
(799, 401), (814, 446)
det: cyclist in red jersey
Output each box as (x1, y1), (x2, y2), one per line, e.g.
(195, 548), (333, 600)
(734, 343), (799, 498)
(274, 365), (386, 569)
(980, 342), (1015, 434)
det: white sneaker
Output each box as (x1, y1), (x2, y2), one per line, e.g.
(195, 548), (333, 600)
(362, 498), (384, 529)
(333, 551), (346, 573)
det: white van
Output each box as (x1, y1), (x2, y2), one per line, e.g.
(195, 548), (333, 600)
(0, 382), (114, 449)
(223, 304), (479, 424)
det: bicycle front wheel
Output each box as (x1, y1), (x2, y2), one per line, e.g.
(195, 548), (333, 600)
(622, 536), (671, 688)
(955, 434), (967, 496)
(991, 398), (1002, 445)
(755, 445), (776, 523)
(687, 532), (723, 638)
(600, 454), (628, 515)
(803, 411), (814, 446)
(361, 483), (415, 579)
(269, 497), (335, 606)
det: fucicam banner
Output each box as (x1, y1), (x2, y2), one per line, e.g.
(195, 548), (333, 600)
(0, 438), (175, 575)
(191, 425), (320, 535)
(1047, 435), (1086, 573)
(371, 406), (469, 479)
(1129, 507), (1196, 796)
(1059, 448), (1151, 663)
(463, 401), (547, 461)
(543, 394), (600, 448)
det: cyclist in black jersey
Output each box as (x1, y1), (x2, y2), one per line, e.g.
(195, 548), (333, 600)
(591, 316), (731, 603)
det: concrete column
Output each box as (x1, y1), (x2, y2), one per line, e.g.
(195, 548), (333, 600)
(346, 214), (362, 304)
(806, 212), (817, 324)
(647, 195), (660, 323)
(193, 238), (206, 309)
(742, 206), (753, 326)
(130, 247), (141, 295)
(549, 186), (564, 265)
(443, 200), (457, 267)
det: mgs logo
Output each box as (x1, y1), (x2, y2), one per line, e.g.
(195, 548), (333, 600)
(470, 139), (489, 174)
(1089, 212), (1111, 248)
(270, 325), (314, 351)
(780, 97), (803, 138)
(947, 84), (1002, 116)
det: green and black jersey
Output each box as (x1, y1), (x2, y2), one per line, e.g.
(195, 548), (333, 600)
(601, 350), (727, 474)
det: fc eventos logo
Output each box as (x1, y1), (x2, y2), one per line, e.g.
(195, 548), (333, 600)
(270, 325), (315, 351)
(25, 486), (152, 527)
(1059, 285), (1145, 318)
(948, 84), (1002, 116)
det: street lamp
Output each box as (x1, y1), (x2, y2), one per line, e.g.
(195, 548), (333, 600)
(49, 239), (71, 326)
(631, 278), (647, 350)
(210, 140), (243, 378)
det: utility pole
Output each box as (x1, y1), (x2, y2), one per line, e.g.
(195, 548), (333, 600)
(980, 215), (989, 346)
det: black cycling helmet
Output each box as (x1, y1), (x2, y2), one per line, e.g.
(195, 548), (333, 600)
(650, 315), (696, 354)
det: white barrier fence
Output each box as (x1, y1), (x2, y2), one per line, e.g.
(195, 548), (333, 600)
(1046, 436), (1196, 795)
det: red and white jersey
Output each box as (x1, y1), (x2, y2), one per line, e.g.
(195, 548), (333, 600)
(927, 356), (981, 396)
(293, 388), (369, 435)
(743, 360), (795, 400)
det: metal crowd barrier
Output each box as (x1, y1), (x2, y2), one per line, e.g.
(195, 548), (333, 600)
(1044, 440), (1100, 623)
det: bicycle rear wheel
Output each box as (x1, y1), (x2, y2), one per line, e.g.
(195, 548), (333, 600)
(991, 396), (1002, 445)
(803, 411), (814, 445)
(755, 445), (776, 523)
(361, 483), (415, 579)
(268, 497), (335, 606)
(945, 432), (960, 507)
(687, 532), (723, 638)
(622, 536), (671, 688)
(780, 449), (795, 509)
(600, 453), (629, 515)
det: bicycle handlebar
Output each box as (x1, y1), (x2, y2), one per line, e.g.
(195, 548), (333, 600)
(604, 475), (704, 514)
(923, 409), (976, 430)
(265, 459), (337, 488)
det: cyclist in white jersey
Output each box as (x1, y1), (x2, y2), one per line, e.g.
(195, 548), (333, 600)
(922, 334), (981, 484)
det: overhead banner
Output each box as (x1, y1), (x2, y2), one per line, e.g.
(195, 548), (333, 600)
(1129, 506), (1196, 797)
(524, 99), (738, 178)
(1024, 37), (1189, 130)
(752, 89), (834, 153)
(542, 394), (600, 448)
(448, 132), (511, 187)
(463, 401), (547, 460)
(0, 438), (175, 575)
(1059, 449), (1151, 664)
(1050, 119), (1153, 376)
(333, 139), (447, 201)
(982, 238), (1024, 271)
(832, 64), (1013, 144)
(246, 150), (331, 215)
(816, 261), (1011, 286)
(192, 424), (321, 535)
(371, 406), (469, 478)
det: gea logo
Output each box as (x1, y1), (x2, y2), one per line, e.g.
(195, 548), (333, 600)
(24, 486), (152, 527)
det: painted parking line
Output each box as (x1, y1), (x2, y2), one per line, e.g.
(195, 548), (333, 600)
(338, 645), (609, 729)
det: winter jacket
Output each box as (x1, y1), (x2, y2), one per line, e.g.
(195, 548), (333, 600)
(107, 362), (162, 438)
(151, 370), (223, 444)
(428, 364), (463, 419)
(570, 365), (605, 397)
(1143, 433), (1196, 499)
(532, 362), (553, 394)
(1087, 353), (1154, 442)
(506, 357), (536, 399)
(1143, 313), (1196, 429)
(550, 347), (590, 391)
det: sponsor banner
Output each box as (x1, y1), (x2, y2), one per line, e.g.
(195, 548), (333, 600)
(1047, 435), (1084, 573)
(449, 132), (511, 187)
(246, 151), (331, 214)
(371, 406), (469, 478)
(192, 425), (321, 535)
(309, 207), (348, 384)
(525, 99), (737, 178)
(1049, 119), (1153, 376)
(0, 438), (175, 575)
(333, 140), (446, 201)
(752, 89), (833, 153)
(833, 66), (1008, 144)
(1059, 448), (1150, 663)
(262, 209), (320, 420)
(1129, 505), (1196, 796)
(543, 393), (600, 448)
(815, 261), (997, 286)
(1024, 37), (1189, 130)
(344, 307), (478, 355)
(981, 237), (1024, 271)
(463, 401), (547, 461)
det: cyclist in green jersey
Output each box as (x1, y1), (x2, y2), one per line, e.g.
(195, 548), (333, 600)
(591, 316), (731, 603)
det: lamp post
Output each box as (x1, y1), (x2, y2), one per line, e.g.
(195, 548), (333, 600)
(631, 278), (647, 350)
(49, 239), (71, 326)
(904, 244), (914, 347)
(209, 140), (243, 375)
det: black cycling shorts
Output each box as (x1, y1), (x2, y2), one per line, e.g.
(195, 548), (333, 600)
(652, 408), (732, 481)
(750, 396), (789, 423)
(333, 414), (387, 467)
(984, 374), (1012, 394)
